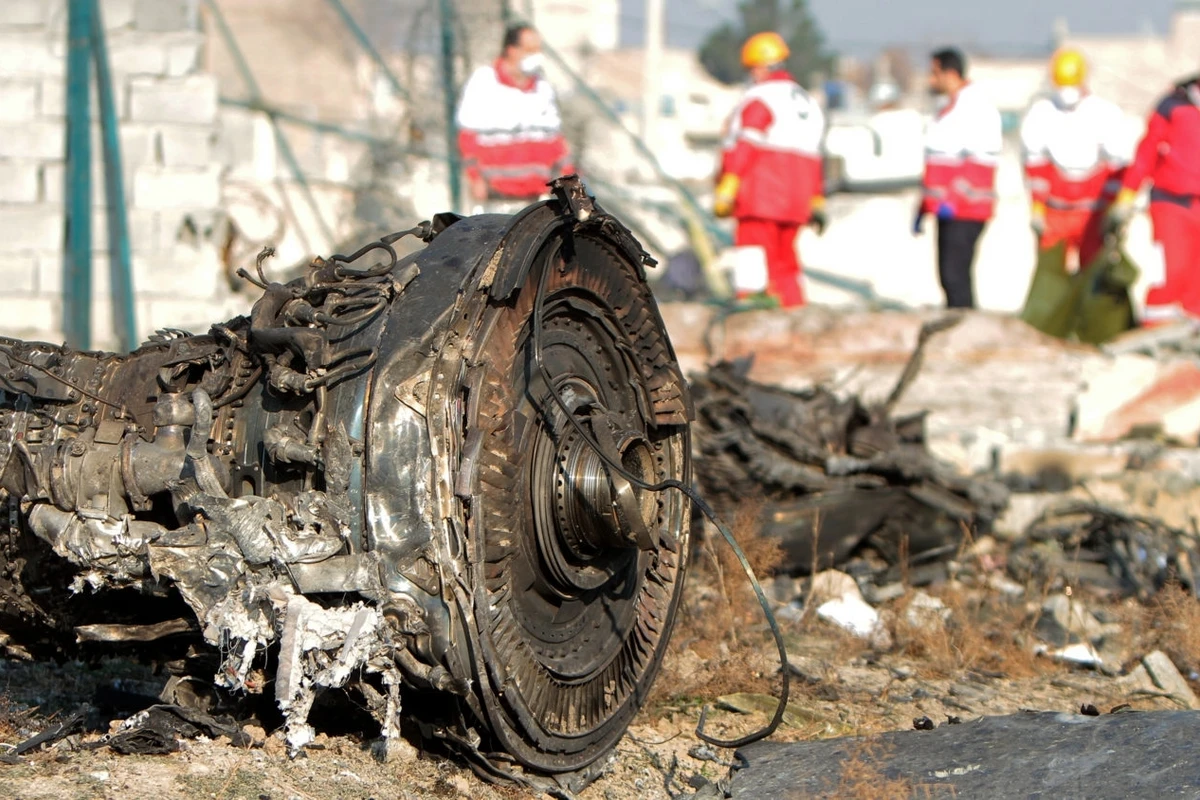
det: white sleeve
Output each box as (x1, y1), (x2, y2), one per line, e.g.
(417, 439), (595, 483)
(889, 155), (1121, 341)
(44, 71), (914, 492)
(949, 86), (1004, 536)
(1020, 101), (1048, 162)
(455, 68), (490, 132)
(1098, 100), (1132, 165)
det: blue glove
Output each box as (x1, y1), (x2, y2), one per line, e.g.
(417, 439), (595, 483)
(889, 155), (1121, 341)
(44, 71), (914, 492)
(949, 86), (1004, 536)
(936, 201), (956, 220)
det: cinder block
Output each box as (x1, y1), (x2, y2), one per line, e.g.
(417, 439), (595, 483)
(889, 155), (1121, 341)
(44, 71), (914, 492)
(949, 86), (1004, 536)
(106, 33), (167, 76)
(0, 122), (65, 160)
(133, 0), (198, 32)
(128, 75), (216, 125)
(0, 33), (63, 76)
(132, 164), (220, 210)
(40, 77), (130, 119)
(0, 294), (59, 341)
(0, 204), (63, 250)
(0, 160), (40, 203)
(132, 245), (221, 298)
(0, 253), (37, 293)
(0, 79), (40, 122)
(100, 0), (136, 30)
(164, 37), (200, 77)
(0, 0), (50, 27)
(155, 124), (213, 168)
(41, 155), (138, 207)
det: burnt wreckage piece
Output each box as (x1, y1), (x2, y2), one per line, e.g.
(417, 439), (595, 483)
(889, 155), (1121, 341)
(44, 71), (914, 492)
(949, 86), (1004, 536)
(0, 177), (693, 774)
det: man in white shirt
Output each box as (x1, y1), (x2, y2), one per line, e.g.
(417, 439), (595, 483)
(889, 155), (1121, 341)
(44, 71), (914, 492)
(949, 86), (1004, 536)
(916, 48), (1003, 309)
(455, 24), (574, 212)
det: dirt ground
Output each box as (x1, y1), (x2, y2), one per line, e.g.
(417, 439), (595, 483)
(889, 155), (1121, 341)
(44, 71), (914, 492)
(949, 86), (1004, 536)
(1, 526), (1195, 800)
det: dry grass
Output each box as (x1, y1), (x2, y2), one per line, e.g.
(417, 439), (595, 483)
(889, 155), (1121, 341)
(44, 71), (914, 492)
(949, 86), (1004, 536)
(653, 501), (787, 703)
(888, 587), (1050, 681)
(816, 737), (936, 800)
(1131, 584), (1200, 674)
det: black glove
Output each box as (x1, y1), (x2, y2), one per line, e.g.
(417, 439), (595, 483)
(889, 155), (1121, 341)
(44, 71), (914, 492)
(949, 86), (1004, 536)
(810, 208), (828, 236)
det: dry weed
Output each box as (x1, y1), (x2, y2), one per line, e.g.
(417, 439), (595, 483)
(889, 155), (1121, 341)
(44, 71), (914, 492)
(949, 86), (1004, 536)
(816, 736), (931, 799)
(889, 588), (1048, 681)
(1134, 584), (1200, 674)
(653, 501), (786, 703)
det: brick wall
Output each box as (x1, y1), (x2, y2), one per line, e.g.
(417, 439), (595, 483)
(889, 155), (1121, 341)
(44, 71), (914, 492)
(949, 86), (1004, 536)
(0, 0), (245, 349)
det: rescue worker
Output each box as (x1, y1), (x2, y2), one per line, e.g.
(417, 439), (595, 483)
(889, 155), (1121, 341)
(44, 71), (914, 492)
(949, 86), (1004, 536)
(1020, 49), (1127, 271)
(455, 24), (574, 212)
(916, 48), (1002, 309)
(1108, 74), (1200, 323)
(714, 32), (826, 308)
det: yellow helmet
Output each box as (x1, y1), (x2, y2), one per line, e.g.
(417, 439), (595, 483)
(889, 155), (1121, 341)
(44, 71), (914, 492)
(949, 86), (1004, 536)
(742, 32), (789, 69)
(1051, 49), (1087, 87)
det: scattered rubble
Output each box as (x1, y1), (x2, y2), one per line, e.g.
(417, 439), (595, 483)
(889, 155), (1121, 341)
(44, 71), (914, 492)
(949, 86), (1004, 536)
(1009, 502), (1200, 600)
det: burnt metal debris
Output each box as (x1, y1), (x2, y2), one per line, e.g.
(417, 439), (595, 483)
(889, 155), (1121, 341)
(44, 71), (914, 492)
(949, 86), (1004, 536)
(1009, 502), (1200, 600)
(0, 176), (694, 777)
(689, 318), (1009, 580)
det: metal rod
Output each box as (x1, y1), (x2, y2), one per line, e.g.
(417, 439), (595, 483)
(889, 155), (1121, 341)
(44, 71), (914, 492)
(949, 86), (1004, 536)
(63, 0), (94, 350)
(322, 0), (411, 103)
(202, 0), (336, 248)
(90, 0), (137, 352)
(436, 0), (462, 212)
(219, 96), (379, 144)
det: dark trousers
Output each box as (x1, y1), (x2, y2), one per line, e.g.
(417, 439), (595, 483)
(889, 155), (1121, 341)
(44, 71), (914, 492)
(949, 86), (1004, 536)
(936, 219), (985, 309)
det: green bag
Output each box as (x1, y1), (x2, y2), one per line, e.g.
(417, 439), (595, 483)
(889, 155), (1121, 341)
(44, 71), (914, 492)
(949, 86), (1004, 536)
(1074, 244), (1138, 345)
(1020, 241), (1080, 338)
(1019, 237), (1139, 345)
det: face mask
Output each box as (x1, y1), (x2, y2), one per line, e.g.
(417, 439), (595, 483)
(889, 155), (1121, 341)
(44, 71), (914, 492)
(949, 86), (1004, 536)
(519, 53), (544, 76)
(1056, 87), (1082, 109)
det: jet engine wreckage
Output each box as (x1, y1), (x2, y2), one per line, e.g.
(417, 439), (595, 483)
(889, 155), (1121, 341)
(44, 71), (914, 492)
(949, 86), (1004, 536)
(0, 178), (697, 779)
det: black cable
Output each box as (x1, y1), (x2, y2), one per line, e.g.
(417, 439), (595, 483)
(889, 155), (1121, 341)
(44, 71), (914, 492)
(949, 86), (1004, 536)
(529, 241), (789, 749)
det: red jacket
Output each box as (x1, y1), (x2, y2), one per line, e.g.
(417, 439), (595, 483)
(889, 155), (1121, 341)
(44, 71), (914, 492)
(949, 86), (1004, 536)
(456, 61), (574, 199)
(1123, 85), (1200, 201)
(922, 83), (1003, 222)
(720, 72), (825, 223)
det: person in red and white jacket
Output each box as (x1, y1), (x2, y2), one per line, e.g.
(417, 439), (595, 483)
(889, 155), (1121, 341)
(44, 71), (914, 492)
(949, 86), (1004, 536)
(916, 48), (1002, 309)
(1108, 74), (1200, 323)
(1020, 49), (1127, 272)
(713, 32), (826, 308)
(455, 24), (574, 208)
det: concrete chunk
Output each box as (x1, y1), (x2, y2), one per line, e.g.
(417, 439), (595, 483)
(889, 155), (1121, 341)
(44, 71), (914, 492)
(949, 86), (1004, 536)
(0, 295), (58, 340)
(155, 124), (213, 168)
(1142, 650), (1200, 710)
(0, 253), (37, 293)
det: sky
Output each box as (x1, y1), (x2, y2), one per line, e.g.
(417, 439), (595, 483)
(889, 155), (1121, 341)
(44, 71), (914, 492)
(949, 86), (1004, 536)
(619, 0), (1181, 56)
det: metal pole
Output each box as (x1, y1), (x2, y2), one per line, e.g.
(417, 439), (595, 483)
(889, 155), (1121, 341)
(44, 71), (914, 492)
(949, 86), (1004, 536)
(641, 0), (664, 148)
(90, 0), (137, 352)
(63, 0), (94, 350)
(322, 0), (411, 103)
(437, 0), (462, 212)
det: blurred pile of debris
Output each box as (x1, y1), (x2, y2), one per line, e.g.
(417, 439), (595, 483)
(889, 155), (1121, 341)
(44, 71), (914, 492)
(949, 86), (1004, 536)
(689, 317), (1010, 583)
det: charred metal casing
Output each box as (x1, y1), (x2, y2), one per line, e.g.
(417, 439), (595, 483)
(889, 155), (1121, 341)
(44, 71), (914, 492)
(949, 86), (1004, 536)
(0, 180), (693, 776)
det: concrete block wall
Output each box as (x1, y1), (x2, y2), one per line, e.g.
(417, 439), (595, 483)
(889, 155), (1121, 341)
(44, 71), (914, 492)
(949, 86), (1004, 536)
(0, 0), (243, 349)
